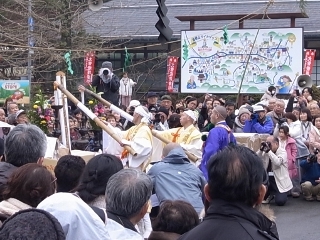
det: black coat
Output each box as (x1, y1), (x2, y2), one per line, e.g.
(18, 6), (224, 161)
(178, 199), (279, 240)
(91, 74), (120, 106)
(0, 162), (17, 201)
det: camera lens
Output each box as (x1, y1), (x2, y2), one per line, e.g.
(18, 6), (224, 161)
(103, 69), (109, 75)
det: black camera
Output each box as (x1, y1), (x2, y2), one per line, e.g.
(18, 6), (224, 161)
(128, 106), (135, 116)
(102, 69), (110, 75)
(251, 113), (258, 120)
(278, 118), (287, 125)
(308, 149), (319, 163)
(154, 113), (161, 124)
(260, 141), (271, 152)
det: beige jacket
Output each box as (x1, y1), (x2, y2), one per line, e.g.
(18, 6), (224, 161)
(256, 147), (293, 193)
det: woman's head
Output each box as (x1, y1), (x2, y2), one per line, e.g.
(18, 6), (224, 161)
(152, 200), (199, 235)
(284, 112), (297, 124)
(2, 163), (55, 207)
(292, 107), (300, 120)
(302, 87), (313, 100)
(77, 154), (123, 203)
(278, 126), (290, 140)
(300, 108), (312, 122)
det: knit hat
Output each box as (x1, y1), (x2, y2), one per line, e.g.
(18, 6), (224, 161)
(101, 61), (112, 69)
(161, 95), (172, 101)
(213, 106), (228, 119)
(158, 107), (169, 117)
(0, 209), (65, 240)
(238, 108), (251, 117)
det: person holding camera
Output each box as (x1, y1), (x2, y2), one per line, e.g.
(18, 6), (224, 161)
(91, 61), (120, 106)
(153, 107), (169, 131)
(257, 136), (293, 206)
(243, 105), (273, 134)
(273, 112), (310, 197)
(300, 150), (320, 201)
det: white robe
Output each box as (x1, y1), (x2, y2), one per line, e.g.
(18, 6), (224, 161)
(103, 123), (153, 169)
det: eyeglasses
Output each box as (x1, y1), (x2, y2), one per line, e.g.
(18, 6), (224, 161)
(51, 178), (57, 184)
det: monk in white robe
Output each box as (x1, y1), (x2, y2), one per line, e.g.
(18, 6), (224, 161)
(153, 110), (203, 165)
(103, 106), (153, 170)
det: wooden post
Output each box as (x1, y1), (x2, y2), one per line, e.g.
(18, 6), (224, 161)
(190, 20), (195, 30)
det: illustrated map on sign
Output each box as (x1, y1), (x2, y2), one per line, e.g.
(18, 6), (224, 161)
(180, 28), (303, 94)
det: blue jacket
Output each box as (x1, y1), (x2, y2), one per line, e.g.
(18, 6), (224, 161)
(201, 122), (237, 180)
(300, 160), (320, 186)
(243, 116), (274, 134)
(147, 147), (206, 214)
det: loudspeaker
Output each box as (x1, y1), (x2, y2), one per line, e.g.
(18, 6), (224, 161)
(88, 0), (103, 11)
(297, 74), (312, 90)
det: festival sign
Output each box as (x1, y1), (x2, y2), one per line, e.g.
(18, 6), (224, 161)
(181, 28), (303, 94)
(303, 49), (316, 75)
(166, 56), (179, 93)
(84, 51), (96, 85)
(0, 80), (30, 104)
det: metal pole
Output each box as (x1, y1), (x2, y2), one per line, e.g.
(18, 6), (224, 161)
(27, 0), (33, 82)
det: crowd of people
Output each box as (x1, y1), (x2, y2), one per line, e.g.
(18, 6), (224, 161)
(0, 61), (319, 239)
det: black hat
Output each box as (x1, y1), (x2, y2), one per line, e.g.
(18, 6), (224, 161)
(158, 107), (169, 117)
(148, 105), (158, 113)
(0, 208), (65, 240)
(147, 92), (158, 98)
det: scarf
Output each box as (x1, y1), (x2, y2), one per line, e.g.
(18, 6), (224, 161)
(0, 198), (31, 218)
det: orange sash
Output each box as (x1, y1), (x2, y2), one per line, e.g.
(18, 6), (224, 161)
(171, 127), (182, 142)
(121, 123), (145, 159)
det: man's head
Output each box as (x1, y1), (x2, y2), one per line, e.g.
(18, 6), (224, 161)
(205, 145), (266, 207)
(8, 102), (18, 115)
(54, 155), (86, 193)
(225, 102), (235, 115)
(105, 169), (153, 224)
(210, 106), (227, 124)
(0, 108), (5, 122)
(160, 95), (172, 110)
(133, 106), (150, 125)
(162, 143), (182, 158)
(268, 99), (276, 111)
(212, 99), (221, 107)
(309, 103), (319, 116)
(274, 100), (285, 116)
(15, 110), (29, 125)
(4, 124), (47, 167)
(147, 92), (158, 106)
(180, 110), (197, 127)
(206, 100), (213, 110)
(266, 136), (279, 153)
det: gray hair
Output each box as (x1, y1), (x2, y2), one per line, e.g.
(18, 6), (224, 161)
(105, 168), (152, 218)
(5, 124), (47, 167)
(162, 143), (181, 157)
